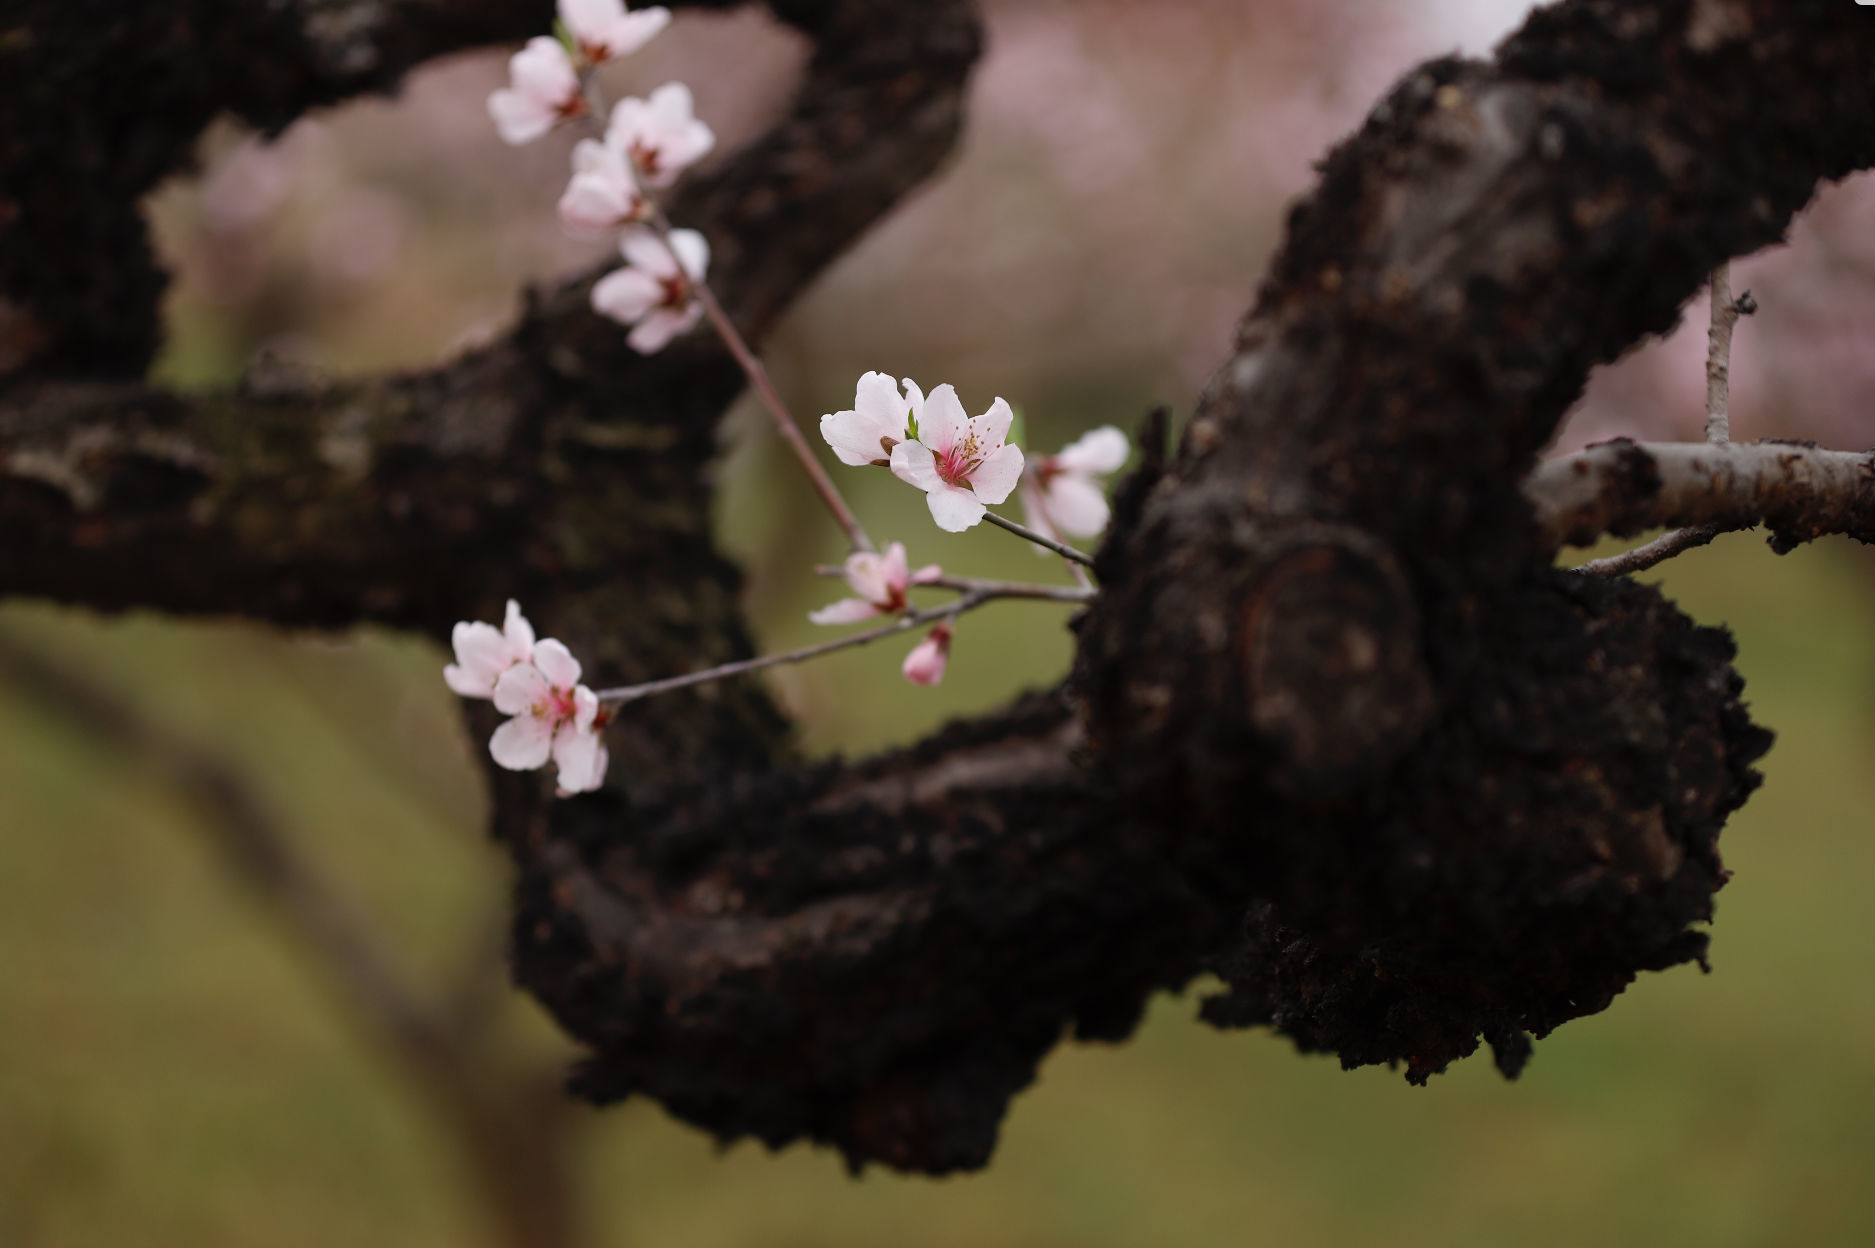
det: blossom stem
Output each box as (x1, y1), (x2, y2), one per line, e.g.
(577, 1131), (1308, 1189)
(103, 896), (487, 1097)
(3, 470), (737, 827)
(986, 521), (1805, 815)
(809, 564), (1095, 603)
(592, 587), (1071, 706)
(642, 203), (877, 554)
(979, 510), (1095, 566)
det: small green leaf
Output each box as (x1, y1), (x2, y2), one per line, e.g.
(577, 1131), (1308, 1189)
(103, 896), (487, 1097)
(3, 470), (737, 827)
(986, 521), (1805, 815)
(906, 408), (920, 441)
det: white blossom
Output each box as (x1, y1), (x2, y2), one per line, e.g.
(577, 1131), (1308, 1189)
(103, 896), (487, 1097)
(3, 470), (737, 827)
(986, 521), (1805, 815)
(487, 37), (585, 145)
(821, 372), (923, 467)
(1020, 426), (1129, 541)
(560, 0), (670, 65)
(591, 227), (710, 353)
(490, 640), (609, 794)
(443, 600), (536, 697)
(606, 83), (715, 187)
(888, 385), (1025, 532)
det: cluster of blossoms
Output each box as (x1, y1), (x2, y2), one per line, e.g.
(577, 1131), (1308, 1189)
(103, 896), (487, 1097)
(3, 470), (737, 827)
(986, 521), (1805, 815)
(445, 602), (609, 793)
(451, 9), (1132, 796)
(489, 0), (716, 353)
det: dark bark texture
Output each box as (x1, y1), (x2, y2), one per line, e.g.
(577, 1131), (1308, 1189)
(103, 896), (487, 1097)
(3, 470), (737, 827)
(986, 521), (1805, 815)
(3, 0), (1870, 1174)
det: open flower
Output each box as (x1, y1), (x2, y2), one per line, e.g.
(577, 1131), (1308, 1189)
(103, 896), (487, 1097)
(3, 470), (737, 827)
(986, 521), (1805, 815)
(444, 600), (536, 697)
(606, 83), (715, 187)
(1020, 426), (1129, 541)
(809, 542), (941, 624)
(821, 372), (923, 467)
(557, 138), (646, 234)
(560, 0), (670, 65)
(487, 37), (585, 145)
(591, 226), (710, 353)
(490, 640), (609, 793)
(888, 385), (1025, 532)
(901, 622), (953, 686)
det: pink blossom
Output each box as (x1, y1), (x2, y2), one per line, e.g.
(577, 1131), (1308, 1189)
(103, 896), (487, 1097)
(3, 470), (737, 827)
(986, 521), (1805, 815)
(606, 83), (716, 188)
(487, 37), (586, 146)
(560, 0), (670, 65)
(557, 138), (647, 234)
(1020, 425), (1129, 540)
(591, 227), (710, 353)
(821, 372), (923, 467)
(444, 600), (536, 697)
(888, 385), (1025, 532)
(809, 542), (941, 624)
(901, 622), (953, 687)
(490, 640), (610, 794)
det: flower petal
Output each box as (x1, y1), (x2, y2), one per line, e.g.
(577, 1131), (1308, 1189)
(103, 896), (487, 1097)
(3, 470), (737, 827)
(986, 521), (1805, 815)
(533, 638), (582, 690)
(444, 663), (493, 698)
(573, 684), (600, 732)
(512, 37), (578, 103)
(488, 89), (555, 145)
(617, 226), (676, 279)
(1042, 474), (1111, 537)
(626, 305), (699, 354)
(908, 563), (944, 585)
(821, 408), (894, 466)
(664, 228), (710, 281)
(879, 542), (909, 596)
(808, 597), (883, 625)
(889, 440), (945, 493)
(974, 396), (1014, 450)
(919, 384), (968, 456)
(552, 722), (609, 793)
(493, 663), (551, 716)
(901, 625), (951, 686)
(451, 620), (509, 677)
(490, 714), (555, 770)
(592, 266), (662, 325)
(926, 485), (987, 532)
(558, 171), (639, 234)
(967, 442), (1025, 506)
(1055, 425), (1130, 475)
(502, 601), (536, 657)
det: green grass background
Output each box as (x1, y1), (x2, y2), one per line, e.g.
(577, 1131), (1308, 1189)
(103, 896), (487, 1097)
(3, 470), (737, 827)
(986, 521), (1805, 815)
(0, 430), (1869, 1246)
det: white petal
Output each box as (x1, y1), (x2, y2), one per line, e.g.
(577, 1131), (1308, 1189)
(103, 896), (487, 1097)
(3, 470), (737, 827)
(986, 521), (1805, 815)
(591, 266), (662, 325)
(451, 620), (509, 678)
(902, 378), (925, 427)
(626, 305), (699, 353)
(617, 226), (677, 279)
(533, 638), (582, 690)
(919, 384), (968, 457)
(1019, 476), (1057, 548)
(573, 684), (600, 732)
(1055, 426), (1130, 475)
(488, 89), (555, 145)
(490, 715), (555, 771)
(512, 37), (578, 103)
(889, 440), (945, 492)
(974, 396), (1014, 450)
(843, 550), (891, 603)
(664, 229), (710, 280)
(926, 485), (987, 532)
(558, 172), (639, 234)
(559, 0), (624, 42)
(821, 408), (895, 466)
(1042, 474), (1111, 537)
(493, 663), (551, 716)
(853, 371), (907, 439)
(967, 443), (1025, 505)
(879, 542), (909, 596)
(808, 597), (883, 625)
(553, 723), (609, 793)
(444, 663), (493, 698)
(605, 8), (670, 57)
(502, 600), (536, 657)
(570, 137), (612, 177)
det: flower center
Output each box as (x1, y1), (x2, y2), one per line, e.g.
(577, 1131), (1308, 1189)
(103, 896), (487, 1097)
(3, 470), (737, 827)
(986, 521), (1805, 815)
(935, 433), (983, 489)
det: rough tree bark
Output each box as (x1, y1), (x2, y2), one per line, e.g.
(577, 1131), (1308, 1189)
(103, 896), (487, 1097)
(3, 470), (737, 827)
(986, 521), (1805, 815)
(2, 0), (1870, 1176)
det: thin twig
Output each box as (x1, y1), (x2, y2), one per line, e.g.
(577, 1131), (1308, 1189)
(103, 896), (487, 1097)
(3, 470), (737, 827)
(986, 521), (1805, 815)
(925, 574), (1095, 602)
(980, 510), (1095, 566)
(1575, 523), (1723, 577)
(644, 204), (875, 554)
(594, 584), (1091, 704)
(1705, 263), (1741, 445)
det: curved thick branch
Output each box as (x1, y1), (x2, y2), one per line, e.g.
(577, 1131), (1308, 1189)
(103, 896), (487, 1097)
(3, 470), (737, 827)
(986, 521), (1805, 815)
(1526, 438), (1875, 555)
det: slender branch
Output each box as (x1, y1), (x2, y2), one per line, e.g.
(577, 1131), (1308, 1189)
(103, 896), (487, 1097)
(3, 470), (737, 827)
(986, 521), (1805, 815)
(592, 583), (1093, 704)
(1575, 523), (1722, 577)
(644, 205), (876, 554)
(980, 510), (1095, 566)
(1704, 264), (1753, 445)
(1527, 439), (1875, 552)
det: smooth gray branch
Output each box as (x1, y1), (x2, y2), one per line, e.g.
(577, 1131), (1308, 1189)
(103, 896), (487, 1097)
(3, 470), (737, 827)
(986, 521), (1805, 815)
(1527, 439), (1875, 554)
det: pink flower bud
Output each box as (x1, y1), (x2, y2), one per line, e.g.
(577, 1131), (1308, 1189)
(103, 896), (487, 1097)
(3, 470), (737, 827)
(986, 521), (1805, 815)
(901, 622), (953, 687)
